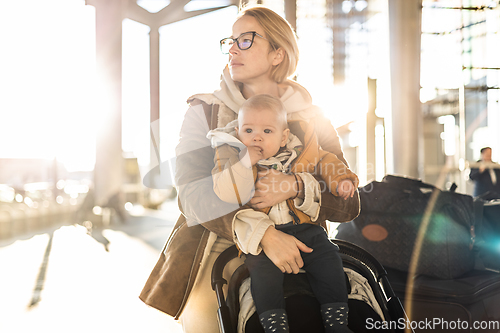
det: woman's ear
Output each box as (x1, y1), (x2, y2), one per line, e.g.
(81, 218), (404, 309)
(272, 48), (285, 66)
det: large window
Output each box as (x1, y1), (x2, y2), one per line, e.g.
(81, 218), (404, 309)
(0, 0), (97, 172)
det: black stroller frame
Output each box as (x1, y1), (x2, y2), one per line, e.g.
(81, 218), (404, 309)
(211, 239), (412, 333)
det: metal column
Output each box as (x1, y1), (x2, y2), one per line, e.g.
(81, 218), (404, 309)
(284, 0), (297, 31)
(89, 0), (125, 207)
(149, 25), (160, 167)
(388, 0), (423, 178)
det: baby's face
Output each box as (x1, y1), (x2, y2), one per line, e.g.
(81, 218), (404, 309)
(236, 107), (289, 160)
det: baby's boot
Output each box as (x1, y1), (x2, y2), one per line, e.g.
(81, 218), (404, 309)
(259, 309), (289, 333)
(321, 302), (353, 333)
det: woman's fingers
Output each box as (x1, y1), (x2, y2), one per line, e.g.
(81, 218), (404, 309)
(247, 195), (265, 209)
(295, 238), (313, 254)
(279, 259), (300, 274)
(257, 169), (269, 178)
(261, 227), (308, 275)
(281, 262), (292, 274)
(251, 170), (295, 208)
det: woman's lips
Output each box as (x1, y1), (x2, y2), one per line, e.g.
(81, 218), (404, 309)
(230, 62), (243, 67)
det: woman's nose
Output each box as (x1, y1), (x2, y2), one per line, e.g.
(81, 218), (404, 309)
(228, 42), (239, 55)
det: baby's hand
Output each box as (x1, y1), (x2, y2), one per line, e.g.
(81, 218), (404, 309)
(247, 146), (264, 166)
(337, 179), (356, 200)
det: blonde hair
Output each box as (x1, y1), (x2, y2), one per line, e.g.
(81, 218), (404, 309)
(237, 5), (299, 83)
(239, 94), (288, 129)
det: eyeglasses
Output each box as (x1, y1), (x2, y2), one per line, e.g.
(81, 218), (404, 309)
(220, 31), (271, 54)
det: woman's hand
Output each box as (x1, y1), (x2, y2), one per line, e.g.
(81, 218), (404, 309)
(260, 226), (313, 274)
(248, 169), (302, 209)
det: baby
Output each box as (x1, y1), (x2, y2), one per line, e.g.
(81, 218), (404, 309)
(208, 94), (358, 333)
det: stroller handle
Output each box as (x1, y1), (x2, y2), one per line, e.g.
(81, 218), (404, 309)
(211, 245), (239, 292)
(333, 238), (388, 280)
(211, 245), (239, 333)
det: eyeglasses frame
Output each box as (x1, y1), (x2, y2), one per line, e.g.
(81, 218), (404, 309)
(220, 31), (273, 54)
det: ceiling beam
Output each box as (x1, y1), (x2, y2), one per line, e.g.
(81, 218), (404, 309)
(155, 6), (232, 27)
(123, 0), (235, 28)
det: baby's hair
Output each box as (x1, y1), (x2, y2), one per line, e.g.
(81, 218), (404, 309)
(239, 94), (288, 129)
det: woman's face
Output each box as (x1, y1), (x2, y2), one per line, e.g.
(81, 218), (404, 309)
(228, 15), (282, 85)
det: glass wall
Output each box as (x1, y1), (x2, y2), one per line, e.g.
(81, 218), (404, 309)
(420, 0), (500, 192)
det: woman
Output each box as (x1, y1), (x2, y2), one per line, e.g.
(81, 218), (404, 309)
(139, 5), (360, 333)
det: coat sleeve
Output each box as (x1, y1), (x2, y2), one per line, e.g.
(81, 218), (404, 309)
(310, 114), (360, 222)
(317, 185), (360, 222)
(312, 113), (348, 167)
(318, 150), (359, 195)
(232, 209), (274, 255)
(212, 144), (255, 205)
(175, 102), (241, 241)
(293, 172), (321, 221)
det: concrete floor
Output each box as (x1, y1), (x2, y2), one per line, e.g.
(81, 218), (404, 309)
(0, 200), (184, 333)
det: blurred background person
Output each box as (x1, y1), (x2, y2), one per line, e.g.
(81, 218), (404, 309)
(469, 147), (500, 198)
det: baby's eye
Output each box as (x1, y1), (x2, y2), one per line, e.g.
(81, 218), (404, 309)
(245, 128), (252, 133)
(264, 129), (272, 133)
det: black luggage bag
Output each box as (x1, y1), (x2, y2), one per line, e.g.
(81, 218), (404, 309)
(385, 266), (500, 333)
(473, 196), (500, 271)
(336, 175), (476, 280)
(336, 175), (500, 332)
